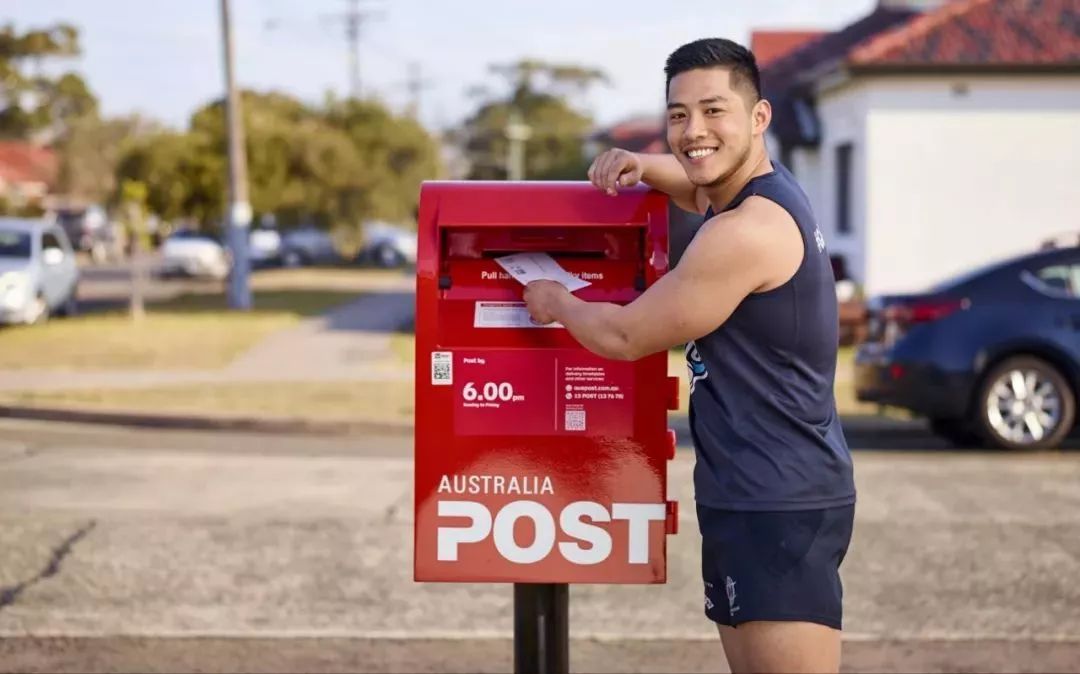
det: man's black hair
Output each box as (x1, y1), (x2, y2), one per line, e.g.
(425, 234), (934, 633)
(664, 38), (761, 102)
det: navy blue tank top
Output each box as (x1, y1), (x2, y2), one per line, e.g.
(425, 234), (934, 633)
(686, 161), (856, 511)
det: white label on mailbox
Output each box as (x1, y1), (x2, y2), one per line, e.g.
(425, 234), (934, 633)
(473, 302), (563, 329)
(495, 253), (592, 292)
(432, 351), (453, 386)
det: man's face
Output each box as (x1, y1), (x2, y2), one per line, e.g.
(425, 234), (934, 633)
(666, 67), (759, 188)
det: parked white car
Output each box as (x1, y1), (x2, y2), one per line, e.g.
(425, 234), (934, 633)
(0, 218), (79, 325)
(158, 230), (230, 280)
(359, 221), (417, 268)
(248, 226), (282, 266)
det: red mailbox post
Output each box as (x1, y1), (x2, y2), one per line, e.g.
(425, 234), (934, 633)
(414, 181), (679, 672)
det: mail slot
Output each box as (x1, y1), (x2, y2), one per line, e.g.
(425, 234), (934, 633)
(414, 181), (679, 584)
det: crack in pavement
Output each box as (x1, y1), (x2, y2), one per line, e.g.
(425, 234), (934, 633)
(0, 520), (97, 612)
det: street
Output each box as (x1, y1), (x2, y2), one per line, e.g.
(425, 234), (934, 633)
(1, 418), (1079, 673)
(72, 260), (220, 314)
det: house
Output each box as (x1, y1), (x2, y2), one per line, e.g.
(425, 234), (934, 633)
(760, 0), (1080, 296)
(0, 142), (58, 211)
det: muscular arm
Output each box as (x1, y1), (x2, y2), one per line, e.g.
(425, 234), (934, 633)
(525, 197), (804, 360)
(634, 154), (710, 215)
(588, 149), (708, 215)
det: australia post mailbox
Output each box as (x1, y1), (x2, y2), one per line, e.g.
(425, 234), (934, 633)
(414, 181), (679, 585)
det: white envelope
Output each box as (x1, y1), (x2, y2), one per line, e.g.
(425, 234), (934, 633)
(494, 252), (591, 292)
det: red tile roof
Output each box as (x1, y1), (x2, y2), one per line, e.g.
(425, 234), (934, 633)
(592, 116), (666, 153)
(850, 0), (1080, 67)
(0, 142), (58, 186)
(751, 30), (827, 67)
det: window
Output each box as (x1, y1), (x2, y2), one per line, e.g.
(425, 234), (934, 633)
(42, 232), (62, 251)
(0, 230), (32, 258)
(835, 143), (853, 235)
(1022, 260), (1080, 299)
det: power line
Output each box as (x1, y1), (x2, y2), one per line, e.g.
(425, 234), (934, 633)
(322, 0), (384, 100)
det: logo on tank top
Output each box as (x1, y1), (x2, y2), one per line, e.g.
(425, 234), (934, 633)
(814, 227), (826, 253)
(685, 341), (708, 394)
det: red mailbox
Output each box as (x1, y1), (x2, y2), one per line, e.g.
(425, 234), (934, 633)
(414, 181), (679, 584)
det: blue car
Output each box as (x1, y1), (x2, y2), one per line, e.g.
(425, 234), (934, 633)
(855, 239), (1079, 450)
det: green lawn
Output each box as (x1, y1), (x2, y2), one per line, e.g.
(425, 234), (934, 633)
(0, 289), (360, 370)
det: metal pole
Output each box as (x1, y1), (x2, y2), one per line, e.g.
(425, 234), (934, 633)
(505, 111), (531, 181)
(219, 0), (252, 310)
(346, 0), (361, 98)
(514, 583), (568, 674)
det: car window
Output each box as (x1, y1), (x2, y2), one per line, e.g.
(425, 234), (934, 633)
(1022, 260), (1080, 299)
(0, 230), (32, 258)
(42, 232), (62, 251)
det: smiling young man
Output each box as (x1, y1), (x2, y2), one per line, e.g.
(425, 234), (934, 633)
(523, 38), (856, 673)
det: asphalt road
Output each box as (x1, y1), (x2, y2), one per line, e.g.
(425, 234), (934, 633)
(1, 418), (1079, 673)
(74, 260), (222, 313)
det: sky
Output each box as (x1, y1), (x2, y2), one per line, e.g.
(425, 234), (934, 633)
(8, 0), (879, 132)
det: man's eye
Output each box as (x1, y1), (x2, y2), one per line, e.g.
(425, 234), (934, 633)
(669, 113), (686, 122)
(706, 108), (724, 115)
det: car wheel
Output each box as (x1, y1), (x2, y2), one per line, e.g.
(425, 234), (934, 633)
(973, 356), (1076, 451)
(282, 249), (306, 268)
(375, 244), (404, 268)
(928, 417), (982, 448)
(57, 290), (78, 318)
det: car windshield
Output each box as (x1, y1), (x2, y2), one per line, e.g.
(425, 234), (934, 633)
(0, 230), (32, 258)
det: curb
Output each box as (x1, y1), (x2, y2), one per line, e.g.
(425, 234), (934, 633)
(0, 405), (413, 437)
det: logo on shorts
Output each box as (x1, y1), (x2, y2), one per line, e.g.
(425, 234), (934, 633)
(725, 576), (740, 617)
(704, 581), (715, 611)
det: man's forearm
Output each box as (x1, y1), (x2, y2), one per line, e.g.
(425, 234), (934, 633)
(635, 153), (703, 214)
(552, 293), (638, 361)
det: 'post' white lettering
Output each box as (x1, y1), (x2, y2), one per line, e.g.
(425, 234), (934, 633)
(611, 503), (666, 564)
(437, 500), (492, 561)
(492, 500), (556, 564)
(558, 501), (612, 565)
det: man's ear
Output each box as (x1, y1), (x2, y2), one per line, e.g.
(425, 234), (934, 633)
(752, 98), (772, 136)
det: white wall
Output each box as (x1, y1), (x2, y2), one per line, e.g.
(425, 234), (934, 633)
(862, 75), (1080, 295)
(813, 84), (871, 285)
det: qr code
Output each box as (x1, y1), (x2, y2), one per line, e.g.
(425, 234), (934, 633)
(564, 409), (586, 431)
(431, 352), (452, 386)
(434, 362), (450, 381)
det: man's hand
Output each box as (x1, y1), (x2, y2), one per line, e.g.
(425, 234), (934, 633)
(523, 280), (570, 325)
(588, 148), (644, 196)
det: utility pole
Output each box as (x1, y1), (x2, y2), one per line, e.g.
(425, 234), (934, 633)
(505, 111), (532, 181)
(326, 0), (383, 100)
(405, 61), (434, 119)
(219, 0), (252, 310)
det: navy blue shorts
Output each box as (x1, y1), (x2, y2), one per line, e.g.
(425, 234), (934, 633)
(698, 504), (854, 630)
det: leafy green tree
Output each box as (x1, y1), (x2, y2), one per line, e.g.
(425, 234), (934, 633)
(0, 23), (97, 139)
(460, 59), (606, 180)
(326, 98), (443, 226)
(56, 115), (148, 204)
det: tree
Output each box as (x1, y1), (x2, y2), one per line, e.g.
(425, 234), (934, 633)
(114, 130), (224, 226)
(460, 59), (606, 180)
(112, 89), (443, 237)
(326, 98), (443, 226)
(56, 115), (148, 204)
(0, 23), (97, 140)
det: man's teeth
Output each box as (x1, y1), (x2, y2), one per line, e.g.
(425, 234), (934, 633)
(687, 148), (716, 159)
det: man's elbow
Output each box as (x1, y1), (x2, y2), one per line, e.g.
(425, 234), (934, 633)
(602, 331), (647, 362)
